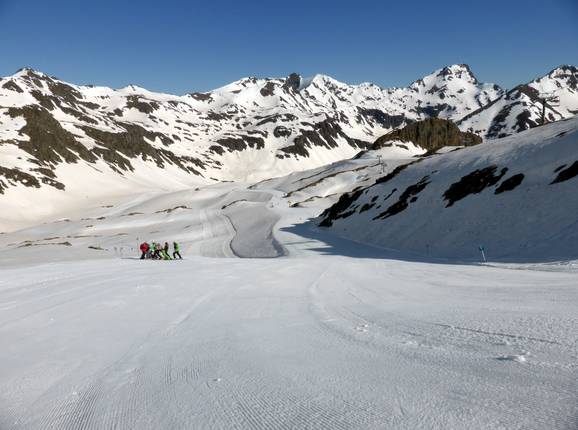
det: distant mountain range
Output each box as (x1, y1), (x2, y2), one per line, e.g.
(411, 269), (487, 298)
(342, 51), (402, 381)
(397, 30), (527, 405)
(0, 64), (577, 198)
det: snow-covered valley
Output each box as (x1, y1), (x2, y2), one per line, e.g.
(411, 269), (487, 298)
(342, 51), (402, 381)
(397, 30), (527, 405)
(1, 138), (577, 428)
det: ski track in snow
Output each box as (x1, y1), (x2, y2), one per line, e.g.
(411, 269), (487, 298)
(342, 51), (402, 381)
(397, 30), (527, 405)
(0, 180), (577, 429)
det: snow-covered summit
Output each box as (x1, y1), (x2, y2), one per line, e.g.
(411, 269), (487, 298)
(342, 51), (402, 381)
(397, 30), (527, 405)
(459, 65), (578, 138)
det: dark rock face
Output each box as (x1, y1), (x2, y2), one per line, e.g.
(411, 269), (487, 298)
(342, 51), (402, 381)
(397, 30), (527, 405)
(374, 163), (412, 185)
(4, 105), (205, 189)
(283, 73), (301, 92)
(82, 124), (202, 174)
(551, 161), (578, 184)
(436, 64), (479, 84)
(208, 145), (225, 155)
(281, 118), (367, 158)
(495, 174), (525, 194)
(443, 165), (508, 207)
(205, 111), (231, 121)
(553, 65), (577, 90)
(0, 166), (41, 194)
(215, 135), (265, 152)
(514, 84), (540, 101)
(189, 92), (213, 102)
(273, 126), (291, 138)
(126, 96), (159, 114)
(373, 176), (430, 220)
(8, 106), (97, 166)
(260, 82), (276, 97)
(412, 104), (452, 118)
(318, 189), (364, 227)
(255, 113), (297, 126)
(357, 108), (407, 129)
(2, 80), (23, 93)
(373, 118), (481, 153)
(513, 110), (539, 133)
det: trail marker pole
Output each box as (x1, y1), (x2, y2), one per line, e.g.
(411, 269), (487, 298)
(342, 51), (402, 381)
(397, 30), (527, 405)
(479, 245), (486, 263)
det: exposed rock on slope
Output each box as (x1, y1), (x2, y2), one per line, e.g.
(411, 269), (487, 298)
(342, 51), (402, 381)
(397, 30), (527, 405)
(318, 117), (578, 261)
(459, 65), (578, 138)
(372, 118), (481, 153)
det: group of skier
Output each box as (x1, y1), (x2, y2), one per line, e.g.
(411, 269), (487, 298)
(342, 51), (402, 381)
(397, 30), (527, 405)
(139, 241), (182, 260)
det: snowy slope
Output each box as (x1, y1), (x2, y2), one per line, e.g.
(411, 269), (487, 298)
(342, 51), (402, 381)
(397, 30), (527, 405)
(0, 171), (577, 429)
(1, 110), (577, 428)
(318, 117), (578, 261)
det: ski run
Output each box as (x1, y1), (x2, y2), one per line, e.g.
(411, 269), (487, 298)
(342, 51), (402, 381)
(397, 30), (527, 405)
(1, 69), (578, 429)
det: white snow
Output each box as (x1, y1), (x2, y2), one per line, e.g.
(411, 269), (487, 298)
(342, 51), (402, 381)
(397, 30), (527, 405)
(1, 147), (577, 428)
(1, 66), (578, 429)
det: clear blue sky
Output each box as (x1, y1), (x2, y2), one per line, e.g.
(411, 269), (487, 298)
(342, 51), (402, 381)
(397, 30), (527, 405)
(1, 0), (577, 93)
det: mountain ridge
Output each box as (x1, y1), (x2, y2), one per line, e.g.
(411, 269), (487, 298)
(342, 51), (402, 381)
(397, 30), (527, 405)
(0, 63), (577, 229)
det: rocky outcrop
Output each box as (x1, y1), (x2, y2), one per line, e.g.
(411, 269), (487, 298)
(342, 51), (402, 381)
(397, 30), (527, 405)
(373, 118), (481, 153)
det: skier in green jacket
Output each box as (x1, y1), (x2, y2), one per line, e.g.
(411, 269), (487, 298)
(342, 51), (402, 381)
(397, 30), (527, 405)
(173, 241), (183, 260)
(162, 242), (172, 260)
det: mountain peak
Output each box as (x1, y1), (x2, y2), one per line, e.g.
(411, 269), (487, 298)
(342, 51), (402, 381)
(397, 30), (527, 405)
(436, 64), (478, 84)
(529, 64), (578, 92)
(283, 73), (301, 91)
(13, 67), (49, 79)
(547, 65), (578, 81)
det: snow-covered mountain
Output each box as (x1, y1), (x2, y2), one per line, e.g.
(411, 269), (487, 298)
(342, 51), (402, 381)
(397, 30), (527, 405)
(1, 64), (577, 230)
(0, 65), (502, 192)
(318, 116), (578, 261)
(459, 65), (578, 138)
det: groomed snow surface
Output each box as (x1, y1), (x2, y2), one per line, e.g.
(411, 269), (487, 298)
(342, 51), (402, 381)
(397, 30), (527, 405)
(1, 175), (577, 430)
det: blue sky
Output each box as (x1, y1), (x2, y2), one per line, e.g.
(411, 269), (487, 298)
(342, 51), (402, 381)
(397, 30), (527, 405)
(1, 0), (577, 93)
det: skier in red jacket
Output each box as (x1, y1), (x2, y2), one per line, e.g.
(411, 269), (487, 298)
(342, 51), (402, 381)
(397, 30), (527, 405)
(139, 242), (150, 260)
